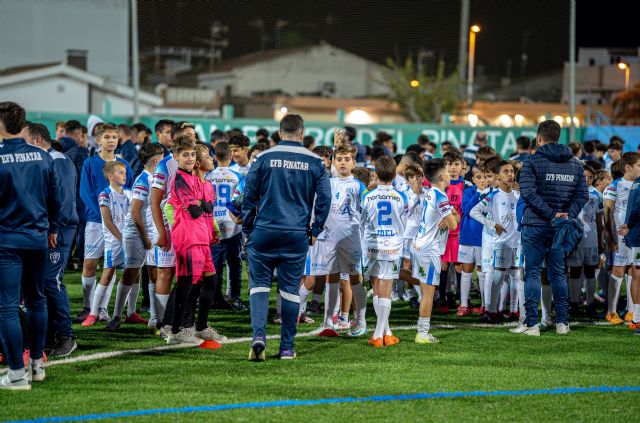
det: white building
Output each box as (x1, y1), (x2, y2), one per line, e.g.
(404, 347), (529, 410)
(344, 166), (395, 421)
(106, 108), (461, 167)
(562, 47), (640, 105)
(0, 0), (129, 85)
(0, 63), (162, 116)
(183, 43), (390, 99)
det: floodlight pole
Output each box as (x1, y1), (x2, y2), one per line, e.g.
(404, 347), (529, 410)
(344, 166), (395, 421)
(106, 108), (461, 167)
(569, 0), (576, 141)
(131, 0), (140, 122)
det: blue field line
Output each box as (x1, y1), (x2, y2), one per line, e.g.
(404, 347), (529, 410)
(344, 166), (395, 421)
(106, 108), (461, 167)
(5, 385), (640, 423)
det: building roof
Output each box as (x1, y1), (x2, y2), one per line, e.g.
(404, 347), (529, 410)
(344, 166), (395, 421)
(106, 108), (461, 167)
(0, 62), (162, 106)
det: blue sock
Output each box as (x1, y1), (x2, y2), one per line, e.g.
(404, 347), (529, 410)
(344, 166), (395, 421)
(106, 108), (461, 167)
(280, 296), (299, 350)
(250, 290), (270, 341)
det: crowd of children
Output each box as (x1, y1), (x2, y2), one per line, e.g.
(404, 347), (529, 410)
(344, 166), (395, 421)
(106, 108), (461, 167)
(3, 99), (640, 388)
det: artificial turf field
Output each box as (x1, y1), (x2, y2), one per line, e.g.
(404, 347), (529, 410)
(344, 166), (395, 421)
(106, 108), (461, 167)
(2, 271), (640, 423)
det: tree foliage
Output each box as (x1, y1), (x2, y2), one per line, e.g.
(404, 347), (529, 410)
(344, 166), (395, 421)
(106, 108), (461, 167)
(381, 57), (462, 123)
(612, 83), (640, 125)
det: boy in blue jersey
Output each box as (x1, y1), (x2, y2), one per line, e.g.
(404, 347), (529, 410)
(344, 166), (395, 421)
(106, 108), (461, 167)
(229, 134), (251, 177)
(410, 159), (459, 344)
(76, 124), (133, 323)
(206, 141), (246, 310)
(361, 156), (408, 348)
(105, 143), (165, 331)
(82, 162), (132, 327)
(0, 102), (61, 389)
(309, 145), (368, 337)
(457, 165), (489, 316)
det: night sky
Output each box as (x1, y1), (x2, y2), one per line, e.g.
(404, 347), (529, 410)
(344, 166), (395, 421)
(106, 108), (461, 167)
(138, 1), (639, 78)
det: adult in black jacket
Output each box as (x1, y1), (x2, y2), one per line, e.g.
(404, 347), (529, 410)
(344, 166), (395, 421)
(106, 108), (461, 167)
(512, 120), (588, 336)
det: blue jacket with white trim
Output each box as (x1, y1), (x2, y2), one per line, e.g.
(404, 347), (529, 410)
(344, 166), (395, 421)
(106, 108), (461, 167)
(242, 140), (332, 238)
(519, 143), (588, 227)
(0, 138), (60, 249)
(48, 148), (79, 233)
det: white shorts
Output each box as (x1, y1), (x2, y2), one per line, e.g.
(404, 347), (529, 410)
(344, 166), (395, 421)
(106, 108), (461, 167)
(568, 246), (599, 268)
(308, 238), (362, 276)
(458, 245), (482, 265)
(154, 223), (176, 268)
(631, 247), (640, 267)
(612, 241), (633, 267)
(492, 247), (518, 269)
(516, 242), (523, 268)
(363, 257), (400, 280)
(84, 222), (104, 260)
(124, 235), (148, 269)
(410, 253), (441, 286)
(481, 246), (494, 273)
(104, 244), (124, 269)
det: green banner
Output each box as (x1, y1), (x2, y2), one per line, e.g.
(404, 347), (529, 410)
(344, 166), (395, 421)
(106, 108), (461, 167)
(28, 112), (584, 158)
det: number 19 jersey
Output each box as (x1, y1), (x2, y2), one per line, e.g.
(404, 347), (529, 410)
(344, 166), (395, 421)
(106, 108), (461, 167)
(362, 184), (408, 261)
(205, 167), (243, 240)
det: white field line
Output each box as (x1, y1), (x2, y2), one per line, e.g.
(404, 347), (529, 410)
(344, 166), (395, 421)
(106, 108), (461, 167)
(0, 320), (614, 375)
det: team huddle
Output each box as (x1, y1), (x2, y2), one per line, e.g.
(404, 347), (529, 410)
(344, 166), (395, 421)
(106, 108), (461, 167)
(2, 99), (640, 390)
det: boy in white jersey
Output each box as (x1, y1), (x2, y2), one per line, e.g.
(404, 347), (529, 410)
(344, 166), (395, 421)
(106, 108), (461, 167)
(362, 156), (408, 347)
(104, 144), (165, 331)
(471, 160), (521, 324)
(603, 153), (640, 324)
(229, 134), (251, 177)
(150, 121), (196, 326)
(399, 164), (424, 307)
(82, 162), (132, 326)
(410, 159), (458, 344)
(568, 164), (604, 319)
(308, 145), (368, 336)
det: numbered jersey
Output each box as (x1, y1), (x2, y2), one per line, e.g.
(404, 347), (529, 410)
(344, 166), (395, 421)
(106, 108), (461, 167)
(151, 154), (178, 209)
(604, 177), (634, 229)
(412, 187), (452, 257)
(98, 187), (132, 248)
(579, 186), (604, 248)
(475, 188), (519, 249)
(362, 184), (408, 260)
(206, 167), (243, 239)
(123, 170), (154, 239)
(320, 176), (366, 242)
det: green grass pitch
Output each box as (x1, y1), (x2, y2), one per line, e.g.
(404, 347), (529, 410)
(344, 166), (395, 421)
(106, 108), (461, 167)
(1, 271), (640, 422)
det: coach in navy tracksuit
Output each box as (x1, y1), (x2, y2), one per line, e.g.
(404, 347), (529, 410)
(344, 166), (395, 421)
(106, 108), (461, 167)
(242, 114), (331, 360)
(517, 120), (588, 334)
(0, 102), (61, 389)
(24, 123), (79, 357)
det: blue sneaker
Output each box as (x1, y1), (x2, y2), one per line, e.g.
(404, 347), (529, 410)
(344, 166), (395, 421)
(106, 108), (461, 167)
(349, 323), (368, 337)
(279, 348), (297, 360)
(249, 336), (266, 362)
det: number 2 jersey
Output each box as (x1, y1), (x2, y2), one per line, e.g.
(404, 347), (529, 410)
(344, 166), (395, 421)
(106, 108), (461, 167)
(362, 184), (408, 261)
(206, 166), (243, 240)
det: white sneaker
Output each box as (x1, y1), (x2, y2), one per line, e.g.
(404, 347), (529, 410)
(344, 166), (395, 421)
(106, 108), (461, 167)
(195, 325), (228, 343)
(147, 318), (158, 329)
(556, 323), (570, 335)
(509, 324), (540, 336)
(0, 370), (31, 390)
(334, 319), (350, 331)
(97, 308), (111, 322)
(29, 359), (46, 382)
(166, 328), (201, 345)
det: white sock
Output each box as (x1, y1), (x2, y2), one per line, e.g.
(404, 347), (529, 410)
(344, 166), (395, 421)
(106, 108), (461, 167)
(541, 284), (553, 322)
(608, 274), (623, 314)
(340, 311), (349, 321)
(373, 295), (380, 318)
(509, 269), (521, 313)
(415, 285), (422, 302)
(585, 278), (596, 306)
(276, 292), (282, 314)
(484, 268), (494, 310)
(569, 278), (582, 303)
(148, 282), (157, 321)
(499, 278), (509, 312)
(298, 285), (311, 315)
(460, 271), (473, 307)
(626, 275), (634, 312)
(477, 271), (486, 307)
(334, 291), (341, 316)
(490, 270), (507, 313)
(351, 282), (367, 326)
(417, 316), (431, 335)
(312, 293), (323, 303)
(374, 297), (391, 339)
(127, 283), (140, 317)
(325, 283), (339, 325)
(517, 277), (525, 319)
(226, 269), (231, 297)
(100, 273), (117, 311)
(155, 293), (169, 324)
(633, 304), (640, 324)
(81, 276), (96, 309)
(90, 284), (109, 316)
(112, 282), (132, 320)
